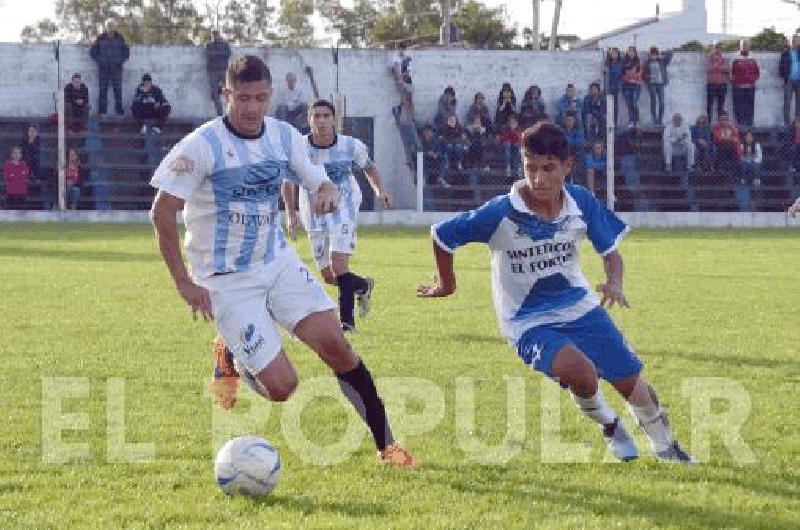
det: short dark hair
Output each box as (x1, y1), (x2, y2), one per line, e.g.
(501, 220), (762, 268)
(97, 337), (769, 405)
(226, 55), (271, 88)
(309, 99), (336, 117)
(590, 82), (600, 90)
(522, 122), (570, 160)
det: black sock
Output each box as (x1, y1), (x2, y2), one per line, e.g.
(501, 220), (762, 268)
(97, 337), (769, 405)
(339, 271), (369, 295)
(336, 274), (356, 326)
(336, 359), (394, 451)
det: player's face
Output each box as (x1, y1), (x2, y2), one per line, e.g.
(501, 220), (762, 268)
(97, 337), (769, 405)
(225, 80), (272, 136)
(310, 106), (335, 137)
(523, 153), (570, 200)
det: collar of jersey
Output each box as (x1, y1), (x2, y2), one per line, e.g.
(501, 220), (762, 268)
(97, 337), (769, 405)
(222, 116), (265, 140)
(509, 181), (581, 221)
(308, 133), (338, 149)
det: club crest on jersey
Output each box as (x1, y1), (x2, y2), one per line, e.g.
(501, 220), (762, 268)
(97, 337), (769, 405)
(169, 155), (195, 176)
(239, 323), (265, 357)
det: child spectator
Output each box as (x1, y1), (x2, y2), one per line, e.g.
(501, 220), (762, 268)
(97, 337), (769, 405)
(498, 114), (522, 178)
(464, 114), (489, 170)
(66, 148), (83, 210)
(731, 39), (760, 127)
(494, 82), (517, 129)
(466, 92), (493, 134)
(606, 47), (624, 127)
(556, 83), (581, 127)
(65, 73), (90, 132)
(706, 43), (730, 121)
(434, 86), (457, 132)
(3, 146), (30, 207)
(519, 85), (546, 129)
(131, 73), (171, 135)
(736, 130), (762, 211)
(440, 114), (466, 179)
(581, 82), (606, 140)
(642, 46), (673, 126)
(585, 139), (607, 194)
(621, 46), (642, 128)
(691, 114), (715, 171)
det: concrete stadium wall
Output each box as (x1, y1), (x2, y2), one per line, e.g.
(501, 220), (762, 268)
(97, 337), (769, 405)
(0, 43), (787, 208)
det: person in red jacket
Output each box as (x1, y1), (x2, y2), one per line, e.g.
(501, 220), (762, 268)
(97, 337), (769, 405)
(712, 111), (742, 179)
(731, 39), (760, 127)
(3, 146), (30, 208)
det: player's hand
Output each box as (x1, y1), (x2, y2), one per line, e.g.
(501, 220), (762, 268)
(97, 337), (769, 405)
(286, 212), (298, 241)
(377, 190), (393, 208)
(596, 282), (629, 309)
(416, 276), (455, 298)
(789, 198), (800, 217)
(314, 181), (338, 215)
(176, 278), (213, 321)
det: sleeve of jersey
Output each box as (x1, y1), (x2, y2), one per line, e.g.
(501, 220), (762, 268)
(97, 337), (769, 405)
(431, 196), (509, 253)
(571, 186), (629, 256)
(288, 126), (328, 191)
(353, 139), (375, 170)
(150, 134), (210, 201)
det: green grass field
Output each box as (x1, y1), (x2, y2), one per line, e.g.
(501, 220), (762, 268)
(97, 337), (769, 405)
(1, 223), (799, 529)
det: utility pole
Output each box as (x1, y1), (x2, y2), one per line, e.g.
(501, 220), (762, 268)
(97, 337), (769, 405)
(441, 0), (452, 47)
(532, 0), (541, 50)
(549, 0), (562, 51)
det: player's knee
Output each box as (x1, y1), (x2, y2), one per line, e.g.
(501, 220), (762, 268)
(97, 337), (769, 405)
(320, 334), (358, 372)
(552, 348), (597, 396)
(265, 376), (298, 402)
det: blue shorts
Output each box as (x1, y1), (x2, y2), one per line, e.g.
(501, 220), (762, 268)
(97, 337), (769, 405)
(516, 306), (642, 382)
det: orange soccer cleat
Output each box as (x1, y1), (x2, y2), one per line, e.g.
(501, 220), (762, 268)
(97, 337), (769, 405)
(210, 335), (239, 410)
(377, 444), (421, 469)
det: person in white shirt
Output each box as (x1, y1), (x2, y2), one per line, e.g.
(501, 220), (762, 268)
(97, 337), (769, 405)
(789, 197), (800, 215)
(149, 55), (418, 469)
(662, 112), (695, 173)
(274, 72), (308, 130)
(418, 122), (693, 463)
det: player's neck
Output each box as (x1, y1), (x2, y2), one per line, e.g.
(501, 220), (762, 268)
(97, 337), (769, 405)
(310, 132), (336, 148)
(521, 184), (563, 221)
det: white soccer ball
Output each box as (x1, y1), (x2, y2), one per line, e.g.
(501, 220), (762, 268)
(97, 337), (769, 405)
(214, 435), (281, 496)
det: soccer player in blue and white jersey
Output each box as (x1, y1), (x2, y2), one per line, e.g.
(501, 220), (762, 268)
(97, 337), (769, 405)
(418, 122), (692, 463)
(150, 56), (418, 469)
(282, 99), (393, 332)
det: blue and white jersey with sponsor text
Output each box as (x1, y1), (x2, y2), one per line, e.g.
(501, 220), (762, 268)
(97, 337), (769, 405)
(151, 116), (328, 280)
(297, 134), (373, 233)
(432, 183), (629, 344)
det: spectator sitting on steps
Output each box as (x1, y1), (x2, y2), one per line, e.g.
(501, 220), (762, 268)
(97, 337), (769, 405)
(131, 73), (171, 135)
(65, 73), (90, 132)
(663, 112), (695, 173)
(3, 146), (30, 208)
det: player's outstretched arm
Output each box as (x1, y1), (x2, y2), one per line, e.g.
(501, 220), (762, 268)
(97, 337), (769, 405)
(364, 166), (393, 208)
(150, 190), (213, 321)
(416, 239), (456, 298)
(281, 180), (299, 241)
(596, 250), (629, 309)
(789, 197), (800, 217)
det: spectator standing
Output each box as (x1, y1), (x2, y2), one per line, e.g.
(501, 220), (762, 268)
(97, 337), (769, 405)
(779, 34), (800, 126)
(712, 111), (742, 178)
(642, 46), (673, 126)
(64, 73), (90, 132)
(205, 30), (231, 117)
(585, 139), (607, 195)
(275, 73), (309, 131)
(691, 114), (715, 171)
(662, 113), (695, 173)
(434, 86), (457, 132)
(3, 146), (30, 208)
(494, 82), (517, 129)
(731, 40), (760, 128)
(621, 46), (642, 128)
(131, 74), (171, 134)
(606, 47), (624, 127)
(582, 82), (606, 140)
(788, 116), (800, 173)
(389, 43), (414, 120)
(736, 130), (762, 211)
(556, 83), (581, 127)
(519, 85), (546, 129)
(66, 148), (83, 210)
(498, 114), (522, 178)
(466, 92), (493, 133)
(90, 18), (129, 116)
(706, 43), (730, 121)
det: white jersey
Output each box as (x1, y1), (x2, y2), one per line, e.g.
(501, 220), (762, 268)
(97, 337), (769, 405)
(432, 183), (629, 344)
(151, 116), (328, 280)
(298, 134), (373, 232)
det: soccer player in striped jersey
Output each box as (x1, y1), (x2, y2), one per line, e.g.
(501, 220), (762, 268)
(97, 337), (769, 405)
(150, 56), (418, 468)
(282, 99), (393, 332)
(418, 122), (692, 463)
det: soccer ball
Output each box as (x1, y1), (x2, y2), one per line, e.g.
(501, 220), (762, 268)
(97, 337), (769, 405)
(214, 435), (281, 496)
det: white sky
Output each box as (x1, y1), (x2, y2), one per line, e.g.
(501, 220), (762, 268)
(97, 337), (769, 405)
(0, 0), (797, 43)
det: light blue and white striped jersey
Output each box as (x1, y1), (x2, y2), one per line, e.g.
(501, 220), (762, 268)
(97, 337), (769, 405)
(432, 183), (629, 344)
(151, 116), (328, 279)
(299, 134), (373, 232)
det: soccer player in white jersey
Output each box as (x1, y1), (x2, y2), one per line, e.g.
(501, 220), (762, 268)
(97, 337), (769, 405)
(282, 99), (393, 332)
(150, 56), (418, 469)
(418, 122), (692, 463)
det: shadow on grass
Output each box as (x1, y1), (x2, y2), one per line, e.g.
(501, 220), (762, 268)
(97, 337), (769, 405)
(0, 245), (159, 263)
(650, 349), (799, 372)
(251, 493), (386, 517)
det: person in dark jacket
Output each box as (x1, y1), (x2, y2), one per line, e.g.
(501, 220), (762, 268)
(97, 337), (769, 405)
(90, 18), (129, 115)
(642, 46), (673, 126)
(64, 73), (90, 131)
(519, 85), (546, 129)
(494, 82), (517, 129)
(582, 82), (606, 141)
(778, 34), (800, 126)
(131, 73), (171, 134)
(606, 47), (623, 127)
(205, 30), (231, 116)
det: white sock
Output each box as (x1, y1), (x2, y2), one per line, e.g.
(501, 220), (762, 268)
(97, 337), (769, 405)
(630, 401), (674, 452)
(573, 390), (617, 426)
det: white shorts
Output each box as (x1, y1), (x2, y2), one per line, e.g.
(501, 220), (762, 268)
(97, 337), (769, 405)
(200, 253), (336, 375)
(298, 182), (362, 270)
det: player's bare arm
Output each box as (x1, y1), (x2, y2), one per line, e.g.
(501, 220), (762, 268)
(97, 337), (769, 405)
(281, 180), (298, 240)
(150, 189), (213, 321)
(364, 166), (393, 208)
(417, 239), (456, 297)
(596, 250), (629, 309)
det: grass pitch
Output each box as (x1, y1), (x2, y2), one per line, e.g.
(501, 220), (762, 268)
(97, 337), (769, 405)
(0, 223), (798, 529)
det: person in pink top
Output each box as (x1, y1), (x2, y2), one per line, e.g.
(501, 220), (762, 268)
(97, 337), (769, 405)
(706, 43), (730, 121)
(3, 146), (30, 208)
(731, 39), (760, 127)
